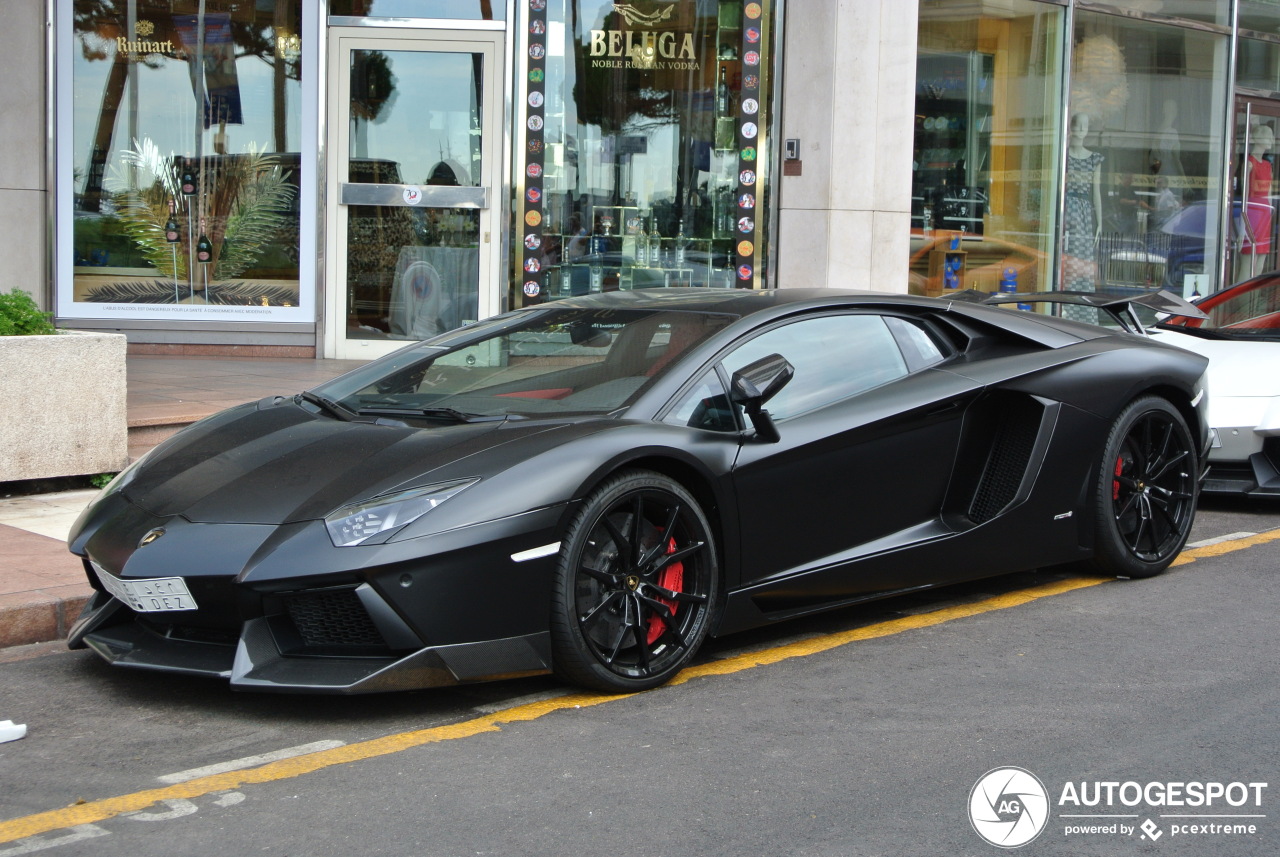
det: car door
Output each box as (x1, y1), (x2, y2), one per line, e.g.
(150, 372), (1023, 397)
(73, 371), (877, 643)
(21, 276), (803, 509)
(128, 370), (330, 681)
(722, 312), (983, 598)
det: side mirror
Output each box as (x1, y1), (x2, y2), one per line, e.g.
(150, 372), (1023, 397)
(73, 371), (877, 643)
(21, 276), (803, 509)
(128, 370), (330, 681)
(568, 321), (613, 347)
(730, 353), (794, 443)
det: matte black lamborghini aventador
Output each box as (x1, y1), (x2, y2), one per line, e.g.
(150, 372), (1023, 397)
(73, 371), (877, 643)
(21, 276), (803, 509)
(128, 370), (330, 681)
(68, 289), (1211, 693)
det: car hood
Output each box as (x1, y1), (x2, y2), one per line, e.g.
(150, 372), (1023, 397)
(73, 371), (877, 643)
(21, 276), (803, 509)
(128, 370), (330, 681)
(122, 398), (568, 525)
(1149, 330), (1280, 397)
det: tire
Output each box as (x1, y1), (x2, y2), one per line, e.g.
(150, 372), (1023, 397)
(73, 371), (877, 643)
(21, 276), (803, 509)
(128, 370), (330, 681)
(1089, 396), (1198, 578)
(550, 470), (720, 692)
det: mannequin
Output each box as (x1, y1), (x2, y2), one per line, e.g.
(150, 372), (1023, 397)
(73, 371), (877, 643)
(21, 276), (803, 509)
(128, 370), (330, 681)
(1062, 114), (1104, 310)
(1151, 98), (1185, 199)
(1241, 123), (1274, 264)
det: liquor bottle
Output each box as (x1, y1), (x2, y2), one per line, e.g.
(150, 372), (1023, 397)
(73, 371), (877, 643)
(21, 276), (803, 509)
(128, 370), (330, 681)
(675, 220), (686, 266)
(589, 256), (603, 293)
(636, 219), (650, 267)
(717, 65), (731, 115)
(589, 219), (605, 292)
(180, 162), (197, 196)
(649, 220), (663, 266)
(196, 219), (213, 264)
(560, 263), (572, 296)
(164, 200), (180, 243)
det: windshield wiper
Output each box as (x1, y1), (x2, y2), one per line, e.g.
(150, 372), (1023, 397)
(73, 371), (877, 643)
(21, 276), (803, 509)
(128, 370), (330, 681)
(297, 390), (357, 421)
(355, 406), (520, 423)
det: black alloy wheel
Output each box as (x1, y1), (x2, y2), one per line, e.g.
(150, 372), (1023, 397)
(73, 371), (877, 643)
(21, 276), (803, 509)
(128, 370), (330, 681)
(1090, 396), (1198, 578)
(550, 470), (719, 692)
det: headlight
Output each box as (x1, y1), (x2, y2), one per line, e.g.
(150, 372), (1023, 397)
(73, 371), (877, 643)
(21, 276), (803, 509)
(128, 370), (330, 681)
(324, 478), (478, 547)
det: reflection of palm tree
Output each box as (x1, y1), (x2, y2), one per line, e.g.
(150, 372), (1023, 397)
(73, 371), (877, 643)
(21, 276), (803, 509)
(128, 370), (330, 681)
(350, 51), (398, 158)
(109, 138), (296, 282)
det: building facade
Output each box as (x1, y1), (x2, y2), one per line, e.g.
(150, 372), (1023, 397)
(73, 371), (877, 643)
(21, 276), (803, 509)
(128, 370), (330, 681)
(5, 1), (1279, 359)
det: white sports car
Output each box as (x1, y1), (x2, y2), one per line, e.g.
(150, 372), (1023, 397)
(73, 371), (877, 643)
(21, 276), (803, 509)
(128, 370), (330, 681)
(1149, 273), (1280, 496)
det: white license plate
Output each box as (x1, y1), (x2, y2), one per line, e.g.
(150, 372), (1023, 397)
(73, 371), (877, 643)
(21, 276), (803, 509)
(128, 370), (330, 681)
(92, 564), (198, 613)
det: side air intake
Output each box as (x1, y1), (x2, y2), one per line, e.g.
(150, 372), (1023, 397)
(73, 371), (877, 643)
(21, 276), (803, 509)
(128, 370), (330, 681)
(968, 396), (1043, 524)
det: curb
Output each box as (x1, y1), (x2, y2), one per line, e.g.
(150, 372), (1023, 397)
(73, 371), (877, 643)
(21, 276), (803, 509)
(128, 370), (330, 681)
(0, 588), (92, 649)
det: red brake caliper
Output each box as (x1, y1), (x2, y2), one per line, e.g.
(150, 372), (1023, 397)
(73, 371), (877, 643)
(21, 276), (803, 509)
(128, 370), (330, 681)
(1113, 456), (1125, 501)
(646, 538), (683, 645)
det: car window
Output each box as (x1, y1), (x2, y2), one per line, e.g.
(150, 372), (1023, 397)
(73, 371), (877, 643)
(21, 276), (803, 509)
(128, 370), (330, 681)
(662, 370), (737, 432)
(315, 309), (734, 417)
(723, 314), (908, 420)
(884, 316), (946, 371)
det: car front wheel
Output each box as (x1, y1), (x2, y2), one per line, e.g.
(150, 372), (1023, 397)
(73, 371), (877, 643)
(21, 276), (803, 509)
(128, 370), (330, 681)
(550, 470), (719, 692)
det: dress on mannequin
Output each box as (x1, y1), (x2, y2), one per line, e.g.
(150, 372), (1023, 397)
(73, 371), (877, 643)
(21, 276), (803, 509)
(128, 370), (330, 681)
(1242, 131), (1274, 257)
(1063, 149), (1105, 288)
(1061, 113), (1103, 324)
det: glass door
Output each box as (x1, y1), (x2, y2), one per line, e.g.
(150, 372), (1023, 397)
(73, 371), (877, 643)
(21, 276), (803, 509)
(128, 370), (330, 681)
(325, 28), (503, 359)
(1232, 98), (1280, 285)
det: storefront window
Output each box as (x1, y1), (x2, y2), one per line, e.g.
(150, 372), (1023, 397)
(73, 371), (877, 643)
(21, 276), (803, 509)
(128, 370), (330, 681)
(1239, 1), (1280, 36)
(911, 0), (1063, 300)
(328, 1), (504, 20)
(1149, 1), (1230, 28)
(513, 0), (775, 308)
(60, 0), (306, 321)
(1237, 36), (1280, 94)
(1066, 12), (1228, 313)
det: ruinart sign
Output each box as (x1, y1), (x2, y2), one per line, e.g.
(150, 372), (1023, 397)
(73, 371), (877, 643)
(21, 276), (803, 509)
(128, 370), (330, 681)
(116, 36), (174, 56)
(115, 21), (173, 58)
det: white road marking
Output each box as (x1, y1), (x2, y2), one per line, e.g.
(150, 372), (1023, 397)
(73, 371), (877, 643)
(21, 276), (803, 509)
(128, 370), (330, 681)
(472, 689), (569, 715)
(211, 792), (245, 808)
(156, 740), (346, 784)
(121, 799), (197, 822)
(1187, 531), (1257, 548)
(0, 825), (108, 855)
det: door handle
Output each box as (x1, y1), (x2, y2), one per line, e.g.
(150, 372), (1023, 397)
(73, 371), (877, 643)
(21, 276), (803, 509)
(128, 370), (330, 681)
(339, 183), (489, 209)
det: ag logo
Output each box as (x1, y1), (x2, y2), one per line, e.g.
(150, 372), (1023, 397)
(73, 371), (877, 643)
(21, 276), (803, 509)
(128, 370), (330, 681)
(968, 767), (1049, 848)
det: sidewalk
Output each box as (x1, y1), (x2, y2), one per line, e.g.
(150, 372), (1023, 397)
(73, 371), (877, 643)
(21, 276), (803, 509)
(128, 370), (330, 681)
(0, 354), (364, 649)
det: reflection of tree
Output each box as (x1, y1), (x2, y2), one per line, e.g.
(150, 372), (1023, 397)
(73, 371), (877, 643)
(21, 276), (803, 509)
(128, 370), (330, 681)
(108, 138), (296, 283)
(350, 50), (399, 158)
(569, 5), (710, 215)
(571, 8), (680, 135)
(74, 1), (303, 210)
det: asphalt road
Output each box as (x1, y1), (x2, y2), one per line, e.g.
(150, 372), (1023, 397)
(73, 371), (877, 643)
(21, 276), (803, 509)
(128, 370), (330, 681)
(0, 497), (1276, 857)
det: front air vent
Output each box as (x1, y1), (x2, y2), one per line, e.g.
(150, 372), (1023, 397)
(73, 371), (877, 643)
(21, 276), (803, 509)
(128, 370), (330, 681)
(968, 398), (1042, 524)
(283, 588), (386, 649)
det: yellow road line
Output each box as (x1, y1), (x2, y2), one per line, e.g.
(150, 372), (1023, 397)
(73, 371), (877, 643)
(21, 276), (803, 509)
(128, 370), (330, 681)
(1, 530), (1273, 845)
(1171, 527), (1280, 566)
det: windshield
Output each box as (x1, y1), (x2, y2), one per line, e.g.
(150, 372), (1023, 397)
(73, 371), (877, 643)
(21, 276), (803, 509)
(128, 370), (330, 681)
(312, 308), (735, 419)
(1159, 275), (1280, 340)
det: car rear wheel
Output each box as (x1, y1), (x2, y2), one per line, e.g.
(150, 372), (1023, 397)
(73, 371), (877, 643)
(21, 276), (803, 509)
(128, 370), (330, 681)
(550, 470), (719, 692)
(1090, 396), (1198, 578)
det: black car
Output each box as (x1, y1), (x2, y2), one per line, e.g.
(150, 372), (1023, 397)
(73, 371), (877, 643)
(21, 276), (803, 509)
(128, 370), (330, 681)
(68, 289), (1210, 694)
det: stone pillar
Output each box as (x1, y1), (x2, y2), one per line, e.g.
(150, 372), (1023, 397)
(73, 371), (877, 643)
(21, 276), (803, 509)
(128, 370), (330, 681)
(776, 0), (917, 292)
(0, 1), (48, 310)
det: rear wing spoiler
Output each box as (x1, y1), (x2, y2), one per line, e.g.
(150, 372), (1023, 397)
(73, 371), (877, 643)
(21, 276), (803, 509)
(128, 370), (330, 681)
(965, 289), (1208, 336)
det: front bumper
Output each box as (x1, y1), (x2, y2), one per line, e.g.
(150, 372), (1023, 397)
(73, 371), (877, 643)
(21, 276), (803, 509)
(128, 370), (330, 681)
(1203, 432), (1280, 497)
(73, 587), (552, 693)
(68, 493), (570, 692)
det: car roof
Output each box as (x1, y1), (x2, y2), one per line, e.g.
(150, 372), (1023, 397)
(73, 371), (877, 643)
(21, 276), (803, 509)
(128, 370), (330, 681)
(536, 287), (1102, 348)
(538, 287), (956, 318)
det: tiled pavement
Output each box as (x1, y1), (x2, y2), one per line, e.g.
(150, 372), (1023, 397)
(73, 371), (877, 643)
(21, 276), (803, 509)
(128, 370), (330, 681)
(0, 354), (365, 648)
